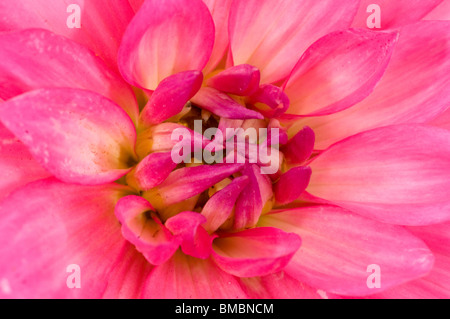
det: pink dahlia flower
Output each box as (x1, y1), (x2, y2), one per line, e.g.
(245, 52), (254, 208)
(0, 0), (449, 299)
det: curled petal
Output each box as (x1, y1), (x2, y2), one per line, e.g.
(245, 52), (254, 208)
(140, 71), (203, 127)
(249, 85), (290, 118)
(206, 64), (260, 96)
(212, 227), (301, 277)
(0, 88), (137, 185)
(282, 126), (315, 164)
(118, 0), (214, 90)
(165, 212), (215, 259)
(274, 166), (312, 205)
(201, 176), (249, 233)
(191, 87), (264, 120)
(115, 196), (178, 265)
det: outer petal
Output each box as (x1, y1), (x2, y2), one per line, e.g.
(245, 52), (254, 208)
(212, 227), (301, 278)
(429, 108), (450, 130)
(101, 243), (153, 299)
(118, 0), (215, 90)
(352, 0), (444, 29)
(0, 178), (130, 299)
(0, 123), (51, 201)
(369, 222), (450, 298)
(239, 272), (324, 299)
(0, 0), (135, 72)
(229, 0), (359, 83)
(202, 0), (234, 73)
(0, 29), (139, 124)
(141, 251), (247, 298)
(307, 125), (450, 226)
(424, 0), (450, 20)
(284, 29), (398, 117)
(0, 88), (137, 185)
(295, 21), (450, 150)
(259, 206), (434, 296)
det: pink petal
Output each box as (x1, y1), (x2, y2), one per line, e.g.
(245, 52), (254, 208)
(140, 71), (203, 127)
(249, 84), (290, 118)
(201, 176), (249, 233)
(118, 0), (215, 90)
(141, 251), (247, 298)
(239, 272), (325, 299)
(0, 29), (139, 124)
(298, 21), (450, 150)
(274, 166), (312, 205)
(101, 243), (153, 299)
(0, 178), (130, 298)
(352, 0), (444, 29)
(369, 222), (450, 298)
(145, 164), (244, 206)
(128, 0), (144, 12)
(202, 0), (234, 73)
(284, 29), (398, 117)
(429, 108), (450, 130)
(424, 0), (450, 20)
(229, 0), (359, 83)
(165, 212), (214, 259)
(129, 152), (177, 191)
(191, 87), (264, 120)
(115, 196), (179, 265)
(282, 126), (315, 165)
(212, 227), (301, 278)
(308, 125), (450, 226)
(0, 123), (51, 202)
(233, 165), (263, 230)
(206, 64), (260, 96)
(260, 205), (434, 296)
(0, 88), (136, 185)
(0, 0), (135, 72)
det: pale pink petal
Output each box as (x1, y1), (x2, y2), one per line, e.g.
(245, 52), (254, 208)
(424, 0), (450, 20)
(115, 196), (179, 265)
(353, 0), (444, 29)
(297, 21), (450, 150)
(239, 272), (325, 299)
(212, 227), (301, 277)
(0, 178), (130, 298)
(229, 0), (359, 83)
(0, 123), (51, 202)
(165, 212), (214, 259)
(191, 87), (264, 120)
(260, 206), (434, 296)
(0, 0), (135, 72)
(101, 243), (153, 299)
(202, 0), (234, 73)
(274, 166), (312, 205)
(141, 251), (247, 298)
(368, 222), (450, 298)
(307, 125), (450, 225)
(284, 29), (398, 117)
(129, 152), (177, 191)
(118, 0), (215, 90)
(206, 64), (260, 96)
(201, 176), (249, 233)
(145, 164), (244, 206)
(0, 88), (136, 185)
(0, 29), (139, 124)
(282, 126), (315, 165)
(140, 71), (203, 127)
